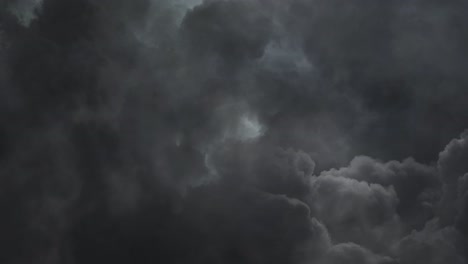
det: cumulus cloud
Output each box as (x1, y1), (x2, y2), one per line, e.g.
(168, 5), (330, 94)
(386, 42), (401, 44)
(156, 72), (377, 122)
(322, 156), (441, 230)
(307, 174), (401, 253)
(439, 131), (468, 182)
(437, 131), (468, 239)
(397, 219), (466, 264)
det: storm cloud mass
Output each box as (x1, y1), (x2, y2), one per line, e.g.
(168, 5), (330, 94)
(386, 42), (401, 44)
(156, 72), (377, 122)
(1, 0), (468, 263)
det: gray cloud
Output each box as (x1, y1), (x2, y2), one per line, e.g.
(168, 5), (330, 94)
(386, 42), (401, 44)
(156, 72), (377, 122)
(321, 243), (396, 264)
(1, 0), (468, 263)
(307, 174), (401, 253)
(322, 156), (441, 230)
(397, 219), (465, 264)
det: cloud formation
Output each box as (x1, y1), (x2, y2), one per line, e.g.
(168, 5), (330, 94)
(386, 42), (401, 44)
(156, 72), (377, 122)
(1, 0), (468, 263)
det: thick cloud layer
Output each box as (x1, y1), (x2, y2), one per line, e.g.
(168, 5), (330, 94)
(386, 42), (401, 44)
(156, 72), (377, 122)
(1, 0), (468, 263)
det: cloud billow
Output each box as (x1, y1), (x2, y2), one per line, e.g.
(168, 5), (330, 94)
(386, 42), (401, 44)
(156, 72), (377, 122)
(0, 0), (468, 263)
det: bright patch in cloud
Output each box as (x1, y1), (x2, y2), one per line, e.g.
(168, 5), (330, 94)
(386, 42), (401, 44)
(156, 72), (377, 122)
(234, 114), (265, 141)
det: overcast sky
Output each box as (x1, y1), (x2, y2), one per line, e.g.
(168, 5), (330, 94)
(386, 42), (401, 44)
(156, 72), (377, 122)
(0, 0), (468, 263)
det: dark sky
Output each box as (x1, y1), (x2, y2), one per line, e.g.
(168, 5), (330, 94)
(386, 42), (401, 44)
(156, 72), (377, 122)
(1, 0), (468, 263)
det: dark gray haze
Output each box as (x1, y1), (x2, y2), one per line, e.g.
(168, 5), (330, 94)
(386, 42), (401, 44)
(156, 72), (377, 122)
(0, 0), (468, 263)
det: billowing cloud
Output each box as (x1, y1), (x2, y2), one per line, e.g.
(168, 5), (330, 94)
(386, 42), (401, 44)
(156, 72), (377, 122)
(0, 0), (467, 263)
(397, 219), (465, 264)
(307, 174), (401, 253)
(322, 156), (441, 230)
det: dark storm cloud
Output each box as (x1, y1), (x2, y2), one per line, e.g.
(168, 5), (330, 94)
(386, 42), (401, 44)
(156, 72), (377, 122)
(322, 156), (441, 230)
(1, 0), (468, 263)
(306, 174), (401, 253)
(438, 131), (468, 182)
(397, 219), (466, 264)
(181, 0), (273, 66)
(274, 0), (468, 164)
(437, 131), (468, 238)
(320, 243), (396, 264)
(178, 187), (331, 264)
